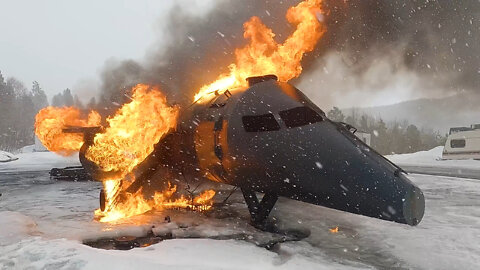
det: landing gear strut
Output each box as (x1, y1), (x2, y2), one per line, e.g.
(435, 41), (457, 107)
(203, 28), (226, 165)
(241, 188), (278, 225)
(100, 189), (106, 211)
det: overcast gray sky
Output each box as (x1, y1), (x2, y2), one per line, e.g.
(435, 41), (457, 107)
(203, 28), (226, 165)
(0, 0), (214, 99)
(2, 0), (472, 110)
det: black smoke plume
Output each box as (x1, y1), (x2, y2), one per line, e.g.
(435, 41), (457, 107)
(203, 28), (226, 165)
(98, 0), (479, 111)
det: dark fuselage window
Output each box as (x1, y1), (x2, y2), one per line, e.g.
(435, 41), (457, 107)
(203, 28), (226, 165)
(242, 113), (281, 132)
(279, 106), (323, 128)
(450, 139), (466, 148)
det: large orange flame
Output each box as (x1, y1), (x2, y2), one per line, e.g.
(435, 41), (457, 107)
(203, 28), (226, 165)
(85, 84), (179, 178)
(194, 0), (325, 102)
(34, 84), (216, 223)
(83, 84), (215, 222)
(35, 107), (101, 156)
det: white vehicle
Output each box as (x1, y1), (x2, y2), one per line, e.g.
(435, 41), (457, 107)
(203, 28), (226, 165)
(355, 131), (371, 146)
(442, 124), (480, 160)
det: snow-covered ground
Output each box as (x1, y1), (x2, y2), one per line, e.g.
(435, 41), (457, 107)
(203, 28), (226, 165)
(1, 150), (480, 269)
(0, 151), (18, 163)
(386, 146), (479, 169)
(0, 151), (80, 173)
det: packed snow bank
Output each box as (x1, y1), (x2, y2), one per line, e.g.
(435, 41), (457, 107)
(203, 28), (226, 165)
(386, 146), (479, 169)
(18, 144), (36, 153)
(387, 146), (444, 162)
(0, 151), (80, 172)
(1, 237), (357, 270)
(0, 211), (38, 245)
(0, 150), (18, 163)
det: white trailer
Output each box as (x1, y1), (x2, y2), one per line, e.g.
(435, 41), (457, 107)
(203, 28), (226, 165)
(442, 126), (480, 160)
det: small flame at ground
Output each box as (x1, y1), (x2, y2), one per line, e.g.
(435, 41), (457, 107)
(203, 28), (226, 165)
(329, 226), (339, 233)
(35, 107), (100, 156)
(95, 179), (215, 223)
(194, 0), (325, 102)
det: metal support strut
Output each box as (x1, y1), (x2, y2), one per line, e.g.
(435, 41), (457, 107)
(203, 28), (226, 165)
(241, 188), (278, 224)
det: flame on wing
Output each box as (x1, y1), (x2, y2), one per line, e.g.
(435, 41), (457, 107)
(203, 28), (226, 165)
(35, 107), (100, 156)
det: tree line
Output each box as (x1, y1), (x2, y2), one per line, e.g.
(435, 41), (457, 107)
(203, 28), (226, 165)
(0, 69), (124, 152)
(0, 70), (447, 154)
(0, 71), (49, 151)
(0, 71), (102, 152)
(327, 107), (446, 155)
(52, 87), (116, 118)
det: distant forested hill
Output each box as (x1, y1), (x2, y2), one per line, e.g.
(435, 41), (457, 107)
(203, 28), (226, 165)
(343, 93), (480, 134)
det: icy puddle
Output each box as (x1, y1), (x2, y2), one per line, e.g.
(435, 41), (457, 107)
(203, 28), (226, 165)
(1, 171), (480, 269)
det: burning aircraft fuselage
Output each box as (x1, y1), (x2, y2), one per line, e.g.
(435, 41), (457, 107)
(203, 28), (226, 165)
(79, 76), (425, 226)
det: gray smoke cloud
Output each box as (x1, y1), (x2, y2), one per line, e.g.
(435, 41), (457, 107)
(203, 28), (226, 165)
(97, 0), (480, 111)
(300, 0), (480, 108)
(322, 0), (479, 90)
(98, 0), (300, 111)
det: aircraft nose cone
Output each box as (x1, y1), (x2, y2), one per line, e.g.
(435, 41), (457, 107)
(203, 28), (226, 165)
(402, 184), (425, 226)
